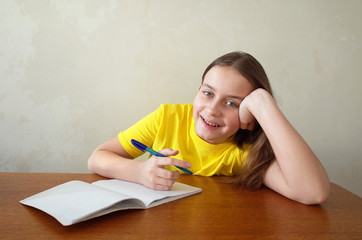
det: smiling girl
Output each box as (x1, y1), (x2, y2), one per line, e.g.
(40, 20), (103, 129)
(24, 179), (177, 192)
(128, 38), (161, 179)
(88, 51), (330, 205)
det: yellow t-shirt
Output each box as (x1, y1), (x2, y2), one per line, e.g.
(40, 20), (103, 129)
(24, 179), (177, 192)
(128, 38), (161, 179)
(118, 104), (250, 176)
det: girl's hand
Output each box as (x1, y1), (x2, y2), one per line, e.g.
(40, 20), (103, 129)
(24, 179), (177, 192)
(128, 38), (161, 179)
(138, 148), (191, 191)
(239, 100), (256, 131)
(239, 88), (276, 131)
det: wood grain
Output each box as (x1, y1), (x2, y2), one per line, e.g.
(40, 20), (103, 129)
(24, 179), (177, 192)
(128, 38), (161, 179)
(1, 172), (361, 239)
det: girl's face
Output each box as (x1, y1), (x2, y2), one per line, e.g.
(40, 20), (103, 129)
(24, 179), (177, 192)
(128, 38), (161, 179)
(193, 66), (254, 144)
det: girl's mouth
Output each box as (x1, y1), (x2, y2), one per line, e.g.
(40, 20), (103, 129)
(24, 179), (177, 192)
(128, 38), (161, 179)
(201, 116), (221, 127)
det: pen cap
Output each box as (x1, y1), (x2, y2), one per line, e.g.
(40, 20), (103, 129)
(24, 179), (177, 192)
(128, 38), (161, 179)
(131, 139), (146, 152)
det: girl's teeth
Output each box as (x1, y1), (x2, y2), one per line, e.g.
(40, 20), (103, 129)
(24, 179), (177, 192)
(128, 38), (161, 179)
(203, 117), (220, 127)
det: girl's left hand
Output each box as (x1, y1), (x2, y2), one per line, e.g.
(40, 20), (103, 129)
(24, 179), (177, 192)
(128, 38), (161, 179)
(239, 88), (275, 131)
(239, 99), (256, 130)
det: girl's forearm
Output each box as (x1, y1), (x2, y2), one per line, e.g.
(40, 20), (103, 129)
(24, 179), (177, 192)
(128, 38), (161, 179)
(88, 137), (188, 191)
(249, 91), (330, 203)
(88, 149), (143, 184)
(262, 103), (327, 181)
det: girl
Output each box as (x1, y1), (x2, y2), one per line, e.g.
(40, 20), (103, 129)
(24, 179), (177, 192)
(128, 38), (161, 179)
(88, 51), (330, 205)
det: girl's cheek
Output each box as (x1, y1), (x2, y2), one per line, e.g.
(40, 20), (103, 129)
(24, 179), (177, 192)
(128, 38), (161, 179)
(193, 96), (203, 110)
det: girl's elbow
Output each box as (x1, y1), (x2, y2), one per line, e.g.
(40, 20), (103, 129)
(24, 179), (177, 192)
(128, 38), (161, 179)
(87, 159), (94, 172)
(87, 158), (95, 172)
(87, 152), (98, 173)
(299, 183), (331, 205)
(314, 183), (331, 205)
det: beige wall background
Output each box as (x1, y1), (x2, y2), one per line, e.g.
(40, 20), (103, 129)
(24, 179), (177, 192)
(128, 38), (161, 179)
(1, 0), (361, 196)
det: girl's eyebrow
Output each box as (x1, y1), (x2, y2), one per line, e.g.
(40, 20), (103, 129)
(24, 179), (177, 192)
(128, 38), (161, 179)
(201, 83), (244, 101)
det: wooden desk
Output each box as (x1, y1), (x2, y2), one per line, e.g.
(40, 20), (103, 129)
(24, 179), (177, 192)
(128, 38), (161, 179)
(1, 172), (361, 239)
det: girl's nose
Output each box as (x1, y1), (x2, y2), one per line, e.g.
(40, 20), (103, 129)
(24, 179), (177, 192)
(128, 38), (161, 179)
(207, 101), (222, 117)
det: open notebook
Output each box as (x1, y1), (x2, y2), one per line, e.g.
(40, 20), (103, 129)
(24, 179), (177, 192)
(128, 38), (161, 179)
(20, 179), (202, 226)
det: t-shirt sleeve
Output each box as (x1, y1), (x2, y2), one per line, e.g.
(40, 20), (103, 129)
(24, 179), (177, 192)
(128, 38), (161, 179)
(118, 105), (164, 158)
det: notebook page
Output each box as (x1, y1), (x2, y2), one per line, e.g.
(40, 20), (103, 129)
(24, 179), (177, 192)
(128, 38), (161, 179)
(20, 180), (137, 225)
(92, 179), (202, 207)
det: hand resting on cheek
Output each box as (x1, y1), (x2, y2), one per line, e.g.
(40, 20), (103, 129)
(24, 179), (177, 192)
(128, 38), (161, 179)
(239, 88), (276, 131)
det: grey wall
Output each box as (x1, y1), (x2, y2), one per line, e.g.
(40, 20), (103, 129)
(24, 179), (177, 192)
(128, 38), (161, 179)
(1, 0), (361, 196)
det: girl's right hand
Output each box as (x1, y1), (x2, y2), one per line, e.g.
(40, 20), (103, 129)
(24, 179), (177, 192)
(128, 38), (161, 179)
(138, 148), (191, 191)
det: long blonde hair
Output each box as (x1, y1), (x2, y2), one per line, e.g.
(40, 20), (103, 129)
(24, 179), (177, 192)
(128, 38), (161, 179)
(202, 51), (275, 190)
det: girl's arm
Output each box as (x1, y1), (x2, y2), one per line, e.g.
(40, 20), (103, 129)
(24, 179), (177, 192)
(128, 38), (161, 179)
(88, 137), (191, 190)
(239, 89), (330, 204)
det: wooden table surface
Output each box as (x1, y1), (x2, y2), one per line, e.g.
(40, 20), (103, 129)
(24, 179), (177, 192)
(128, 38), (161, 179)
(1, 172), (361, 239)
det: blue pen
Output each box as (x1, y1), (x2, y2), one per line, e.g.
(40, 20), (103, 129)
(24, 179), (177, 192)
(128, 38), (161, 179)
(131, 139), (193, 175)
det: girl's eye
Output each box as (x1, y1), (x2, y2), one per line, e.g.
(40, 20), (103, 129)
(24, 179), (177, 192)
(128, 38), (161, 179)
(226, 101), (238, 108)
(203, 91), (213, 97)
